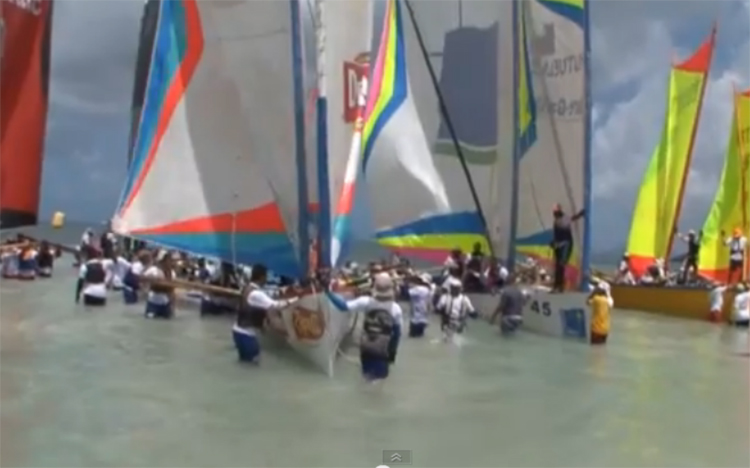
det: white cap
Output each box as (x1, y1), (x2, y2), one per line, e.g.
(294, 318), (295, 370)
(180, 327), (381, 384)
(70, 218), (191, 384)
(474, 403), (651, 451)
(420, 273), (433, 285)
(597, 281), (611, 293)
(373, 272), (394, 298)
(446, 277), (462, 289)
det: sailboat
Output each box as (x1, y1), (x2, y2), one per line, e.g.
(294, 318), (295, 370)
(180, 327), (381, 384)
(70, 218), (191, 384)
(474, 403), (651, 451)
(112, 0), (373, 376)
(698, 88), (750, 284)
(609, 27), (726, 320)
(331, 0), (593, 341)
(0, 0), (54, 228)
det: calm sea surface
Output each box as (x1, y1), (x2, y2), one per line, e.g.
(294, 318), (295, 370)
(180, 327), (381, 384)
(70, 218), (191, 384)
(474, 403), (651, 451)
(1, 224), (748, 467)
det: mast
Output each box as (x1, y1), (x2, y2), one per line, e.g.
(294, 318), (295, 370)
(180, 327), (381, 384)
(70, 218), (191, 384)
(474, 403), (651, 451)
(314, 0), (331, 270)
(664, 24), (717, 263)
(508, 0), (520, 271)
(403, 0), (495, 257)
(580, 0), (593, 291)
(737, 86), (750, 281)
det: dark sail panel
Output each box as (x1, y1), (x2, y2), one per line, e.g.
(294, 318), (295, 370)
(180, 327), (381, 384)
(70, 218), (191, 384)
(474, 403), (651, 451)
(128, 0), (159, 167)
(0, 0), (54, 228)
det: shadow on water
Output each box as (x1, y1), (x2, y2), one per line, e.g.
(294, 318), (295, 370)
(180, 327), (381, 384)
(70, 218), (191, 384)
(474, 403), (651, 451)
(1, 265), (748, 467)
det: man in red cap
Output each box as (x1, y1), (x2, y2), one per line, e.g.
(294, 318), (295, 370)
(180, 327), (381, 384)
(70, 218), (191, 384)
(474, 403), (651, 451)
(550, 203), (585, 292)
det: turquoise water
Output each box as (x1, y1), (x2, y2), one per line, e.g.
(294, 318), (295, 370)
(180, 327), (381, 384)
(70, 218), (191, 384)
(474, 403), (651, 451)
(1, 256), (748, 467)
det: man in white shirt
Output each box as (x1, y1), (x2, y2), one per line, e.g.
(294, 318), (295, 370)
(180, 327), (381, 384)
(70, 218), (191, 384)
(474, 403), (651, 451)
(18, 246), (37, 280)
(407, 273), (433, 338)
(76, 251), (108, 306)
(436, 277), (475, 343)
(731, 284), (749, 327)
(143, 254), (174, 319)
(123, 251), (149, 304)
(709, 283), (728, 323)
(234, 264), (296, 364)
(1, 249), (19, 279)
(328, 273), (403, 382)
(724, 228), (747, 284)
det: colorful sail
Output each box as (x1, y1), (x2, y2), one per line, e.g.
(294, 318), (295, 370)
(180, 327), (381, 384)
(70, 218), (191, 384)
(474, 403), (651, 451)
(624, 27), (716, 276)
(512, 0), (592, 287)
(741, 89), (750, 281)
(112, 0), (309, 278)
(698, 88), (750, 281)
(314, 0), (373, 268)
(0, 0), (54, 228)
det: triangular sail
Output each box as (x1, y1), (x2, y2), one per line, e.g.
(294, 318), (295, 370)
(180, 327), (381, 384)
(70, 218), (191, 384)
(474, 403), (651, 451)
(624, 27), (716, 276)
(698, 88), (750, 281)
(113, 0), (308, 278)
(512, 0), (591, 287)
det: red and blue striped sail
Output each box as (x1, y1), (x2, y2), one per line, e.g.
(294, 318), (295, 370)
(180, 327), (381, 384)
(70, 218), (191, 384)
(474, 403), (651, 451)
(113, 0), (308, 278)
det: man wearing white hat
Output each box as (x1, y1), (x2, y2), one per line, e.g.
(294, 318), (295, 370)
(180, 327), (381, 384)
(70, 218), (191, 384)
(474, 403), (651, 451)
(731, 283), (749, 327)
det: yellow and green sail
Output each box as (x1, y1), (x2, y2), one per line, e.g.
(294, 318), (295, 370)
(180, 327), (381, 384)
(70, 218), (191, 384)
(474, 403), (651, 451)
(624, 28), (716, 276)
(698, 88), (750, 280)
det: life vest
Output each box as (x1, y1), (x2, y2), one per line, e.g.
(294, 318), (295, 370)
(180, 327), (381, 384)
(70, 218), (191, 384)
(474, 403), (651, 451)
(84, 260), (106, 284)
(730, 238), (744, 260)
(237, 284), (267, 330)
(360, 305), (395, 358)
(439, 295), (468, 331)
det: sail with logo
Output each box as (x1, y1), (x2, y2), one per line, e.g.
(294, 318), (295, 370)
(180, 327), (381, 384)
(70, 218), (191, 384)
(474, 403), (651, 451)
(113, 0), (373, 376)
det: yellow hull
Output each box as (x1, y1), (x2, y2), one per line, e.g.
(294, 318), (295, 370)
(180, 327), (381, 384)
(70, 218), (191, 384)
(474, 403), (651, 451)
(609, 285), (737, 322)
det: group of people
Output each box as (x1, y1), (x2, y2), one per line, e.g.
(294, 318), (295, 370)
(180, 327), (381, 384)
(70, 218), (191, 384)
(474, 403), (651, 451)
(615, 228), (747, 287)
(0, 236), (58, 280)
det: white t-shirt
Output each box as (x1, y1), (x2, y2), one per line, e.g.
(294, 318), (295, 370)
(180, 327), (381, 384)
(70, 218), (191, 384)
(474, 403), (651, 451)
(408, 285), (432, 324)
(345, 296), (404, 329)
(81, 231), (92, 246)
(100, 258), (115, 285)
(143, 265), (170, 305)
(1, 252), (19, 276)
(710, 286), (727, 312)
(436, 293), (474, 320)
(726, 237), (748, 261)
(732, 292), (749, 321)
(236, 285), (295, 336)
(130, 261), (145, 276)
(79, 260), (107, 298)
(112, 257), (131, 287)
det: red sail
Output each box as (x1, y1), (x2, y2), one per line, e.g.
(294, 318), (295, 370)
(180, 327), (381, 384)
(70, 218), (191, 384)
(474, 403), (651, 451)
(0, 0), (54, 228)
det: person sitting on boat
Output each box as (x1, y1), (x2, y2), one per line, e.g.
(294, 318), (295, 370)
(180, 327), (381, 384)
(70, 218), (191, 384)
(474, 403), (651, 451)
(17, 245), (38, 280)
(731, 283), (749, 327)
(587, 281), (613, 345)
(122, 250), (150, 304)
(640, 258), (666, 285)
(1, 246), (20, 279)
(436, 277), (475, 343)
(722, 228), (747, 284)
(75, 249), (108, 307)
(143, 252), (175, 319)
(443, 248), (465, 279)
(464, 243), (486, 292)
(490, 274), (528, 335)
(615, 253), (636, 285)
(36, 241), (55, 278)
(676, 229), (702, 284)
(708, 282), (728, 323)
(550, 203), (586, 292)
(327, 273), (403, 382)
(407, 273), (433, 338)
(234, 264), (296, 364)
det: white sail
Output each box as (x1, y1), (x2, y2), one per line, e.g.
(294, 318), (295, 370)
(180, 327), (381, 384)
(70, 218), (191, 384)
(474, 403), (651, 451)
(113, 0), (306, 278)
(514, 0), (591, 286)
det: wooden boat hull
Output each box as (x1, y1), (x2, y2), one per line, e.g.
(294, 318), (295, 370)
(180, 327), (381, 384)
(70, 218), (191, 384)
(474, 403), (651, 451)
(609, 285), (737, 322)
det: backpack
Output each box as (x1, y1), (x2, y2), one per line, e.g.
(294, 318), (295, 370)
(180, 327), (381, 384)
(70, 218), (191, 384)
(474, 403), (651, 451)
(360, 307), (395, 358)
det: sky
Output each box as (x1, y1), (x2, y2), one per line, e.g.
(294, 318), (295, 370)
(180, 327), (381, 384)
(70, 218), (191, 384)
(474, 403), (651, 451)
(36, 0), (750, 254)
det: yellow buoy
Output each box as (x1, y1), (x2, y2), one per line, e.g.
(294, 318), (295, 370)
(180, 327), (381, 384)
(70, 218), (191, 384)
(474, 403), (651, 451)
(51, 211), (65, 229)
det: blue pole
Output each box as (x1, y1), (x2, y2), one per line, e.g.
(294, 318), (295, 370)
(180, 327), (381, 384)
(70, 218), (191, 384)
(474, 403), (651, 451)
(316, 96), (332, 269)
(508, 0), (520, 271)
(579, 0), (593, 291)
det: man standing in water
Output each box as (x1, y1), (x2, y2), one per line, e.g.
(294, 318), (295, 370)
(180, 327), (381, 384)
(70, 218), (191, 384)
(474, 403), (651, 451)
(490, 275), (527, 335)
(550, 204), (585, 292)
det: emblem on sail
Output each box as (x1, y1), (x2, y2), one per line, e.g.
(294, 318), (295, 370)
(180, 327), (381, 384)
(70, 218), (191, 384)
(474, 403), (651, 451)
(343, 52), (370, 123)
(291, 304), (326, 343)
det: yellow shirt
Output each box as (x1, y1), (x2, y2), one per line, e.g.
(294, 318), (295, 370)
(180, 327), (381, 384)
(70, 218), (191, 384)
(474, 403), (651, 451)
(587, 294), (611, 336)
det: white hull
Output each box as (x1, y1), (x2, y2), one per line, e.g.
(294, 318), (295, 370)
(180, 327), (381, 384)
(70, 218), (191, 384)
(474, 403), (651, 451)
(468, 291), (591, 341)
(279, 291), (356, 377)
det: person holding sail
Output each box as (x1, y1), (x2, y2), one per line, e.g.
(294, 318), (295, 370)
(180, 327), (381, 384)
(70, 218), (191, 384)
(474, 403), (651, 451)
(550, 204), (585, 292)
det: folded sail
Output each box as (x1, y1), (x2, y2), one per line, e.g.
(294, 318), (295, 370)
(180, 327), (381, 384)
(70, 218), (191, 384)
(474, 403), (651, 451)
(513, 0), (591, 286)
(113, 0), (307, 278)
(698, 88), (750, 281)
(0, 0), (54, 228)
(624, 28), (716, 276)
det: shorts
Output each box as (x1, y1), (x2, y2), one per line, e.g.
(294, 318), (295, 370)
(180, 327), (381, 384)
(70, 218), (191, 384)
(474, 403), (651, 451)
(409, 322), (427, 337)
(734, 319), (749, 328)
(501, 315), (522, 334)
(360, 351), (389, 380)
(83, 295), (106, 306)
(233, 329), (261, 362)
(590, 332), (608, 345)
(388, 325), (401, 363)
(145, 301), (172, 319)
(122, 287), (139, 304)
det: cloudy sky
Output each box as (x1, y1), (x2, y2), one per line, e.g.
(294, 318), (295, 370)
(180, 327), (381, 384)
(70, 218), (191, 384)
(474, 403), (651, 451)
(37, 0), (749, 253)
